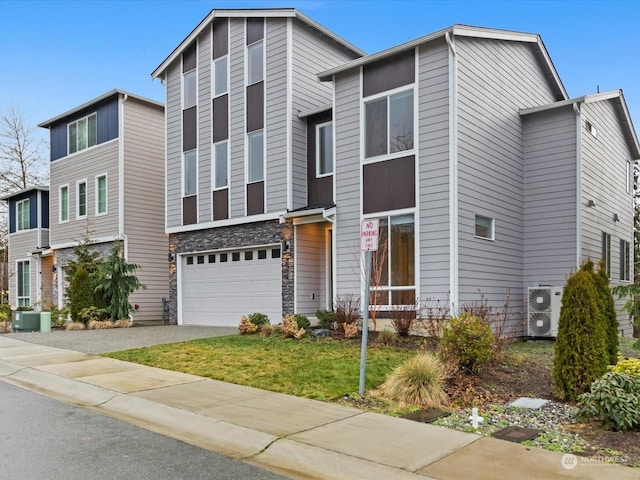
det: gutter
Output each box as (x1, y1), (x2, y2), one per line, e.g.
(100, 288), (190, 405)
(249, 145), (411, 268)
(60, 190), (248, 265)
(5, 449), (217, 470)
(446, 31), (459, 313)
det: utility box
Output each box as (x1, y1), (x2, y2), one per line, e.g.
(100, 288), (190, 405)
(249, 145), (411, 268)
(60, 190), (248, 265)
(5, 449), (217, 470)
(11, 312), (41, 332)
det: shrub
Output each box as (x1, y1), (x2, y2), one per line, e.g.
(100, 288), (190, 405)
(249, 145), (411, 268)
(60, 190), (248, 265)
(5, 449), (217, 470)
(610, 357), (640, 377)
(343, 322), (358, 339)
(69, 267), (96, 323)
(576, 371), (640, 431)
(334, 295), (361, 333)
(389, 293), (419, 337)
(113, 319), (131, 328)
(293, 314), (311, 331)
(260, 324), (275, 338)
(440, 313), (495, 374)
(377, 328), (396, 346)
(316, 309), (337, 330)
(0, 321), (10, 334)
(377, 352), (448, 407)
(66, 322), (86, 331)
(553, 267), (608, 401)
(239, 316), (258, 334)
(280, 314), (306, 339)
(594, 259), (619, 365)
(248, 312), (269, 330)
(79, 306), (109, 323)
(420, 298), (450, 338)
(88, 320), (115, 330)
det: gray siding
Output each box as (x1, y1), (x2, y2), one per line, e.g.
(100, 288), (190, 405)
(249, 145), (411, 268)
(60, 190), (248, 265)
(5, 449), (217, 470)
(580, 100), (635, 334)
(122, 98), (169, 323)
(291, 19), (361, 210)
(455, 36), (558, 326)
(198, 27), (212, 222)
(523, 106), (577, 286)
(265, 18), (288, 212)
(229, 18), (246, 218)
(295, 222), (328, 315)
(334, 70), (362, 297)
(50, 139), (120, 246)
(7, 230), (39, 308)
(166, 61), (182, 228)
(418, 40), (450, 301)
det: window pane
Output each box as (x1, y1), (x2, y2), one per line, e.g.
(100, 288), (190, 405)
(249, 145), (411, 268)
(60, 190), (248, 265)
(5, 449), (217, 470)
(390, 214), (414, 286)
(214, 142), (228, 188)
(371, 218), (389, 288)
(475, 215), (493, 239)
(184, 70), (197, 108)
(389, 90), (414, 153)
(97, 176), (107, 213)
(78, 182), (87, 216)
(365, 99), (387, 158)
(247, 41), (263, 85)
(318, 123), (333, 175)
(391, 289), (416, 306)
(602, 232), (611, 278)
(87, 114), (97, 147)
(69, 123), (77, 154)
(77, 118), (87, 151)
(184, 150), (197, 195)
(214, 57), (228, 96)
(18, 200), (30, 230)
(60, 187), (68, 221)
(248, 131), (264, 182)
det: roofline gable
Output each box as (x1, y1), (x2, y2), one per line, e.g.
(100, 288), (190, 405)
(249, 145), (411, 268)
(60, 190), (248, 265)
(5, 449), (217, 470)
(150, 8), (365, 80)
(0, 185), (49, 202)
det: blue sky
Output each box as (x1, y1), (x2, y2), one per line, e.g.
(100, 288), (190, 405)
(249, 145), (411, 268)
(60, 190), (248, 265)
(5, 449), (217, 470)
(1, 0), (639, 148)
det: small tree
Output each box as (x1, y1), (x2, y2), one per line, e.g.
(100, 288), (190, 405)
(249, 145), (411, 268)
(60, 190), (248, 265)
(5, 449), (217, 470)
(69, 267), (95, 323)
(95, 243), (145, 320)
(553, 267), (608, 401)
(594, 258), (619, 364)
(64, 233), (106, 310)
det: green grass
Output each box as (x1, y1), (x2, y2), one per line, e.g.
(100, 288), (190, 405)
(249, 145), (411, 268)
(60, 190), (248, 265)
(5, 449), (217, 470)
(105, 335), (414, 401)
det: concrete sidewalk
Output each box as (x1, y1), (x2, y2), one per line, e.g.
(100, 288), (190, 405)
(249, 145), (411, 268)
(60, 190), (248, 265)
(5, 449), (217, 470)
(0, 335), (638, 480)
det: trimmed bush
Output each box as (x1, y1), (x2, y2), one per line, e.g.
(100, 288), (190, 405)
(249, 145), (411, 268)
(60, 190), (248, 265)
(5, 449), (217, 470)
(280, 314), (306, 339)
(440, 313), (495, 374)
(69, 267), (95, 323)
(377, 328), (397, 346)
(378, 352), (448, 407)
(65, 322), (86, 331)
(576, 371), (640, 431)
(248, 312), (269, 330)
(610, 357), (640, 377)
(316, 309), (337, 330)
(239, 316), (258, 334)
(594, 259), (619, 365)
(553, 267), (608, 401)
(293, 314), (311, 331)
(343, 322), (358, 338)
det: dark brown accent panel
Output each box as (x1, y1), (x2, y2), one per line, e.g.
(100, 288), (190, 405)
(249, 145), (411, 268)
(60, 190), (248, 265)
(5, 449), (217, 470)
(212, 189), (229, 220)
(212, 95), (228, 143)
(363, 156), (415, 214)
(363, 49), (415, 98)
(247, 181), (264, 215)
(309, 176), (333, 207)
(246, 17), (264, 44)
(182, 106), (197, 151)
(212, 18), (228, 59)
(306, 111), (333, 206)
(246, 82), (264, 132)
(182, 195), (197, 225)
(183, 42), (197, 72)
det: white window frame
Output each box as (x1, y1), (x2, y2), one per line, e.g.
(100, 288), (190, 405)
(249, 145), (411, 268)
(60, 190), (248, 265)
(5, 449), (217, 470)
(183, 69), (197, 110)
(213, 141), (229, 190)
(586, 120), (597, 138)
(620, 239), (631, 282)
(95, 173), (108, 216)
(246, 40), (264, 86)
(247, 130), (264, 184)
(16, 198), (30, 231)
(316, 121), (333, 177)
(602, 231), (612, 279)
(59, 184), (69, 223)
(213, 55), (228, 98)
(363, 86), (415, 162)
(16, 259), (30, 307)
(474, 214), (495, 241)
(67, 112), (97, 155)
(183, 150), (198, 197)
(76, 179), (87, 219)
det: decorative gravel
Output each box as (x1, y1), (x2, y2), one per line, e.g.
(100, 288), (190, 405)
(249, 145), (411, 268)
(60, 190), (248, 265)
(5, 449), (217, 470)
(431, 401), (589, 453)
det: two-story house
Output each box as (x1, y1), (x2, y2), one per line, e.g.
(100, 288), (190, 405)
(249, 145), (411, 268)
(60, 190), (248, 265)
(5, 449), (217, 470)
(155, 9), (639, 335)
(34, 89), (168, 323)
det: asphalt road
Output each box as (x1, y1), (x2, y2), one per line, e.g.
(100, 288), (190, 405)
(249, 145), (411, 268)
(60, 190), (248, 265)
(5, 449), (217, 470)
(0, 382), (287, 480)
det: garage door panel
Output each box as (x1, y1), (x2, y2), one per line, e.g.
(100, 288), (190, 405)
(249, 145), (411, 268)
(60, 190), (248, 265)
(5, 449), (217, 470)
(181, 247), (282, 327)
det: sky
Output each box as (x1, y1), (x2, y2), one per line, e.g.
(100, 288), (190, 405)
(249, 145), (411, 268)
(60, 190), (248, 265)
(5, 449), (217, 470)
(1, 0), (639, 153)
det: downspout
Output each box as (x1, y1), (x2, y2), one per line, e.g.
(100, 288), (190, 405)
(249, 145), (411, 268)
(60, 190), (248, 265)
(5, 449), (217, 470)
(118, 93), (129, 259)
(573, 102), (582, 267)
(446, 31), (459, 313)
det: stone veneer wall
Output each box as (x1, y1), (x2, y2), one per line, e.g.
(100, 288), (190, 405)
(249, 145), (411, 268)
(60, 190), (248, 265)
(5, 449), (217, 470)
(168, 219), (294, 324)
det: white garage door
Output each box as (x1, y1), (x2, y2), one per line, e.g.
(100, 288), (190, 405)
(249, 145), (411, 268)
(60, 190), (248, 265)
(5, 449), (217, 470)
(181, 246), (282, 326)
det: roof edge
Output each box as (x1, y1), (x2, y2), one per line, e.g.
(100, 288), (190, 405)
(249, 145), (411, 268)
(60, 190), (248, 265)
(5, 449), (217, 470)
(0, 185), (49, 201)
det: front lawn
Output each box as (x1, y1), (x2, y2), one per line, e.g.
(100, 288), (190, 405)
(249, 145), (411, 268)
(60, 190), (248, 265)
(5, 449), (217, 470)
(105, 334), (413, 401)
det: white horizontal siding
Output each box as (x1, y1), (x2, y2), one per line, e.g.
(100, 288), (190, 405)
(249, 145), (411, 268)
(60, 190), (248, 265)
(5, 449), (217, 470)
(198, 26), (212, 223)
(229, 18), (246, 218)
(166, 61), (182, 228)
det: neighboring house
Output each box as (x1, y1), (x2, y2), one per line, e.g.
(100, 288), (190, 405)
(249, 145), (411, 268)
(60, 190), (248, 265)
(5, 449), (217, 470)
(34, 90), (168, 323)
(154, 9), (639, 335)
(1, 186), (52, 309)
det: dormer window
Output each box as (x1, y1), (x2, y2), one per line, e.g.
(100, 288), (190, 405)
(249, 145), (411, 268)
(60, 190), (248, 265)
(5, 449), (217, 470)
(68, 113), (97, 155)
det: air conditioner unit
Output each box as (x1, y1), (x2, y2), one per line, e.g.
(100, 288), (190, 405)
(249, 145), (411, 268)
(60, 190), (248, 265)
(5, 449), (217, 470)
(527, 286), (562, 338)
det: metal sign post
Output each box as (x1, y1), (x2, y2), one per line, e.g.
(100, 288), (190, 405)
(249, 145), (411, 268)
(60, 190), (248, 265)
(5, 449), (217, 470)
(359, 219), (379, 396)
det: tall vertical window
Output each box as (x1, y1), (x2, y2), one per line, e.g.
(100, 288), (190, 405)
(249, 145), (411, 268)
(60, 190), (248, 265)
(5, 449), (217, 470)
(59, 185), (69, 222)
(365, 89), (414, 158)
(77, 180), (87, 218)
(183, 70), (197, 109)
(247, 131), (264, 183)
(17, 260), (30, 307)
(214, 57), (228, 96)
(96, 174), (107, 215)
(317, 122), (333, 176)
(247, 41), (264, 85)
(68, 113), (97, 155)
(214, 142), (228, 189)
(620, 239), (630, 281)
(184, 150), (197, 196)
(17, 199), (30, 231)
(602, 232), (611, 278)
